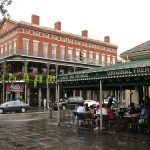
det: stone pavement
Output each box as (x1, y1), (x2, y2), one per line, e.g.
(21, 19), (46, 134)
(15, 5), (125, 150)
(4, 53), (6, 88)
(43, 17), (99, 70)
(0, 113), (150, 150)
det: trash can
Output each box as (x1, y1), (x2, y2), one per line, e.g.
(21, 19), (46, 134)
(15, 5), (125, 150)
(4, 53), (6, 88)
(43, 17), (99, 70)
(48, 108), (52, 118)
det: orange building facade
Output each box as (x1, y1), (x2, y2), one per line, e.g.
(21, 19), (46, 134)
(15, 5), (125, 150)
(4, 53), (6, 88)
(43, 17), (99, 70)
(0, 15), (118, 106)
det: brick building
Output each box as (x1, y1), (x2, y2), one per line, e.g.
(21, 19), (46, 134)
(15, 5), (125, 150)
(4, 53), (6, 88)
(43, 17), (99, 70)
(0, 15), (118, 106)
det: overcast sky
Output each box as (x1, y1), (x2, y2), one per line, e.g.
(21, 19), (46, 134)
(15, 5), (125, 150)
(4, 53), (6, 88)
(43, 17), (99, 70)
(2, 0), (150, 57)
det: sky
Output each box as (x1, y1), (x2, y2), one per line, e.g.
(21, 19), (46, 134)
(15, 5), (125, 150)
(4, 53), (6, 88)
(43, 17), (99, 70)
(1, 0), (150, 58)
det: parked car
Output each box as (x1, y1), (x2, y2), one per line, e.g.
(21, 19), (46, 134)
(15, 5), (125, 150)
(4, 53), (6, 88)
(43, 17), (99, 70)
(84, 100), (99, 107)
(0, 100), (30, 114)
(52, 96), (84, 110)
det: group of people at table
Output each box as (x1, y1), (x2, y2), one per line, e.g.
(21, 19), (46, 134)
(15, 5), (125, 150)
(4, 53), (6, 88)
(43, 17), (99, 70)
(76, 95), (150, 131)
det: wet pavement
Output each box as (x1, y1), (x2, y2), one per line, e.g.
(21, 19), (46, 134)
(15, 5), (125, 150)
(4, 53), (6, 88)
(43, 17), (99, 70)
(0, 109), (150, 150)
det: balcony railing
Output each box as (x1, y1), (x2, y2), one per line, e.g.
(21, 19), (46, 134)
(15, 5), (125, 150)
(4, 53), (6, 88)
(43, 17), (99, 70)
(0, 49), (113, 66)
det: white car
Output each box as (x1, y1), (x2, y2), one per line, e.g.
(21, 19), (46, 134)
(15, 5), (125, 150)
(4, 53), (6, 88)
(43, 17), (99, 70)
(84, 100), (99, 107)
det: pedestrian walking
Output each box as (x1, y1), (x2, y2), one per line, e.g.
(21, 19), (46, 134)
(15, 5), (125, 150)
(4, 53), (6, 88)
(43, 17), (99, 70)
(48, 99), (52, 108)
(43, 98), (47, 108)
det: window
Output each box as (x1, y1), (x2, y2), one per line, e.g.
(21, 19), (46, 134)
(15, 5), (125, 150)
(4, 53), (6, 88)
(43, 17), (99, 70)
(102, 55), (105, 66)
(82, 42), (87, 46)
(112, 57), (116, 64)
(76, 49), (80, 62)
(24, 28), (29, 33)
(43, 43), (48, 58)
(52, 35), (57, 40)
(68, 48), (72, 61)
(102, 46), (105, 50)
(1, 46), (3, 57)
(60, 37), (66, 42)
(43, 33), (49, 38)
(13, 40), (16, 54)
(34, 31), (40, 36)
(75, 40), (80, 45)
(52, 45), (57, 59)
(23, 39), (29, 55)
(107, 47), (111, 51)
(60, 46), (65, 60)
(68, 38), (73, 43)
(107, 55), (111, 65)
(112, 49), (117, 53)
(4, 44), (7, 56)
(89, 52), (93, 60)
(95, 53), (100, 65)
(9, 42), (12, 55)
(96, 45), (100, 49)
(33, 41), (39, 57)
(83, 51), (87, 63)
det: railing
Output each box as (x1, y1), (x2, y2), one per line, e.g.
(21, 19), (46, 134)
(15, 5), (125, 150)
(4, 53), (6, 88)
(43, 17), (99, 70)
(0, 49), (113, 66)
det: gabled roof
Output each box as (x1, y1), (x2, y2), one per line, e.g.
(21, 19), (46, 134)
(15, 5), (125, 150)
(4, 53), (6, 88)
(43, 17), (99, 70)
(120, 40), (150, 56)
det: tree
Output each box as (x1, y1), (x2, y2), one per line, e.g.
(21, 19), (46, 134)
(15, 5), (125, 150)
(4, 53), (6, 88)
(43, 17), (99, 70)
(0, 0), (12, 18)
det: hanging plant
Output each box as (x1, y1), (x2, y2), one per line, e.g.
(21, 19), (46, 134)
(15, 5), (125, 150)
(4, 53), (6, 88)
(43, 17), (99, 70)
(17, 72), (24, 80)
(46, 75), (57, 87)
(1, 75), (5, 84)
(28, 72), (36, 79)
(23, 73), (30, 83)
(34, 75), (38, 87)
(39, 75), (43, 83)
(8, 73), (13, 82)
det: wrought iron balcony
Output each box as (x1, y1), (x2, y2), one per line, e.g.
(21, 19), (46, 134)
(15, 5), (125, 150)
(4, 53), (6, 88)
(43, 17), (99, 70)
(0, 49), (112, 66)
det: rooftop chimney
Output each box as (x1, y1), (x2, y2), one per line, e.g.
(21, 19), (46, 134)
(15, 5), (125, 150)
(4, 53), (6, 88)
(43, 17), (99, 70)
(31, 15), (40, 25)
(54, 21), (61, 30)
(104, 36), (110, 43)
(82, 30), (88, 37)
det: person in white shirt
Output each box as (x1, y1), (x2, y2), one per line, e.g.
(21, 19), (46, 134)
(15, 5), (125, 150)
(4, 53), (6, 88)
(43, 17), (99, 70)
(77, 103), (86, 113)
(94, 104), (108, 130)
(76, 103), (86, 126)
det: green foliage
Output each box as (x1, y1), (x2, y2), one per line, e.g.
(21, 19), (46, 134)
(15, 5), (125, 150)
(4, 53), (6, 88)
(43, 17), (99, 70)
(0, 0), (12, 18)
(34, 75), (38, 87)
(39, 75), (43, 83)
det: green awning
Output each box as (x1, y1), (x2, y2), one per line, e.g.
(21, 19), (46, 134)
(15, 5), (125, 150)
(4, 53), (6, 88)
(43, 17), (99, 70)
(58, 59), (150, 82)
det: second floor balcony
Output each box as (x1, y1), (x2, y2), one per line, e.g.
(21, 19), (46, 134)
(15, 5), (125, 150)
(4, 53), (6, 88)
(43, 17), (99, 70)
(0, 48), (113, 67)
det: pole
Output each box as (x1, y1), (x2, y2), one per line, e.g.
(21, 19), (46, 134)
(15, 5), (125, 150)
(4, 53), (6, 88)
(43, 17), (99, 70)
(57, 83), (60, 126)
(99, 80), (103, 131)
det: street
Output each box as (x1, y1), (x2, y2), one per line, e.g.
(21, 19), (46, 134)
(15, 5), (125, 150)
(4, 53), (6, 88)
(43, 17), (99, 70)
(0, 110), (150, 150)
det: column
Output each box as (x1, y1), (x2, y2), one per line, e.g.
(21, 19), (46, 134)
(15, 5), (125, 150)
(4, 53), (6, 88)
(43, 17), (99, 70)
(38, 88), (41, 107)
(132, 86), (139, 107)
(73, 67), (76, 97)
(55, 65), (58, 102)
(46, 64), (50, 107)
(27, 87), (30, 104)
(99, 80), (103, 131)
(79, 90), (82, 97)
(2, 61), (6, 102)
(24, 62), (28, 103)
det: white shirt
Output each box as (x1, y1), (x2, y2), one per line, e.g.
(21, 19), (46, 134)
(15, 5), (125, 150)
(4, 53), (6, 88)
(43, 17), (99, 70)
(77, 106), (86, 113)
(96, 108), (108, 115)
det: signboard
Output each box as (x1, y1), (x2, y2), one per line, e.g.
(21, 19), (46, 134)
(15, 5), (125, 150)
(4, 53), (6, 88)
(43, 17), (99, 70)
(58, 66), (150, 81)
(6, 84), (24, 93)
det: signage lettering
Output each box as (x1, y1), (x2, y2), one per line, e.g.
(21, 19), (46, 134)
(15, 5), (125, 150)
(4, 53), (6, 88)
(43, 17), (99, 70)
(107, 67), (150, 76)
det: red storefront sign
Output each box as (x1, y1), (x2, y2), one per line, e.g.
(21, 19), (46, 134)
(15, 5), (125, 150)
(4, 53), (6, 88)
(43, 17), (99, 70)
(6, 84), (24, 93)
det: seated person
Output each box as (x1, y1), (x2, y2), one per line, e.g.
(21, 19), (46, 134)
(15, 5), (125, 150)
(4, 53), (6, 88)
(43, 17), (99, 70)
(89, 105), (96, 115)
(105, 104), (114, 120)
(94, 104), (108, 130)
(138, 103), (149, 124)
(129, 102), (136, 114)
(84, 103), (90, 112)
(77, 103), (86, 113)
